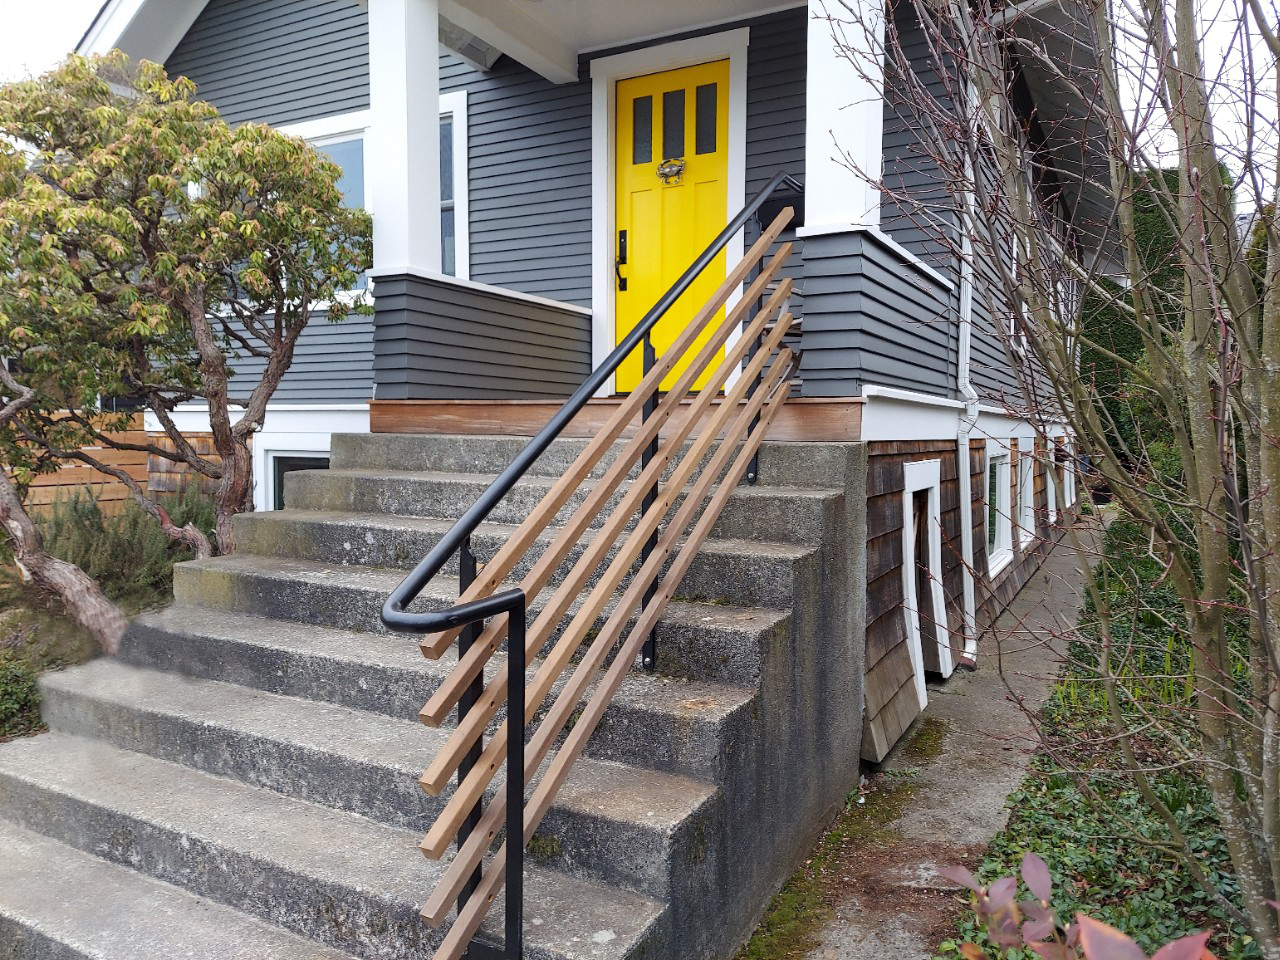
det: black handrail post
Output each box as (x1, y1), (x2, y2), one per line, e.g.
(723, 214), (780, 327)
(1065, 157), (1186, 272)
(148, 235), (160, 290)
(639, 334), (659, 671)
(456, 537), (484, 912)
(505, 599), (527, 960)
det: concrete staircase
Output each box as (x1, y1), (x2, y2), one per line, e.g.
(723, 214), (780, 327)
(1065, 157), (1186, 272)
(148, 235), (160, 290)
(0, 432), (867, 960)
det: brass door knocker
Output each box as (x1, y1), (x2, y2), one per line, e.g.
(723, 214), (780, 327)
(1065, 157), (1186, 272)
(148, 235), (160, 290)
(657, 158), (685, 184)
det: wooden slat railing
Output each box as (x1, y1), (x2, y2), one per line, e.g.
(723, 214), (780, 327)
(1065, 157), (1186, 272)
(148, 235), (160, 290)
(381, 173), (803, 960)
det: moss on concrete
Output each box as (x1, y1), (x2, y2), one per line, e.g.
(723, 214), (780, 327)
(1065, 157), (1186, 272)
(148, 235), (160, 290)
(733, 774), (919, 959)
(526, 834), (562, 861)
(902, 717), (949, 764)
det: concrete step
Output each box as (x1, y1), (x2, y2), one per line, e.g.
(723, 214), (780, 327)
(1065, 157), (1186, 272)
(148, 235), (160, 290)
(0, 820), (360, 960)
(120, 608), (765, 774)
(172, 552), (797, 659)
(0, 734), (668, 960)
(283, 467), (841, 546)
(39, 661), (719, 900)
(330, 433), (862, 491)
(232, 509), (816, 609)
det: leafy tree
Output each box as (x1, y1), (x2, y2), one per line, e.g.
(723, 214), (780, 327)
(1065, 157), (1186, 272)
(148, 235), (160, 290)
(0, 53), (372, 561)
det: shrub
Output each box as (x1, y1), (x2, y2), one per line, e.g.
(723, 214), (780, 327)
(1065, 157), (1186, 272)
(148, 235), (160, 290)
(36, 485), (216, 614)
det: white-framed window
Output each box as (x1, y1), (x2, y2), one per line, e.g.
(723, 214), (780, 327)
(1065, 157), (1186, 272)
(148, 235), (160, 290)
(1017, 447), (1036, 546)
(438, 90), (470, 280)
(277, 95), (470, 282)
(986, 447), (1013, 577)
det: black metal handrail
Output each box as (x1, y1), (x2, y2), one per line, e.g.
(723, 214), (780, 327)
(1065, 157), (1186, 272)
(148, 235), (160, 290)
(380, 168), (801, 635)
(380, 169), (801, 960)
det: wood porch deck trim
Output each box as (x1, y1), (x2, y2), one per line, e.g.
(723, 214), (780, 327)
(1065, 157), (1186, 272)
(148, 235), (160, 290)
(370, 397), (863, 442)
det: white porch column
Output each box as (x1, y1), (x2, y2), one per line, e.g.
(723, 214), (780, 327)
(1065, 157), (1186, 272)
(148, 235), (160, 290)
(368, 0), (441, 276)
(800, 0), (885, 234)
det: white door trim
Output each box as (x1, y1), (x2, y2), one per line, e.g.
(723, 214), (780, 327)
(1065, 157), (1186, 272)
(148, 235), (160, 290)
(902, 457), (953, 709)
(589, 27), (750, 396)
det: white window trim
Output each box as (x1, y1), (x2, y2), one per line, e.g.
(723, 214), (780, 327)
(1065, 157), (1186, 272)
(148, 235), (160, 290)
(902, 458), (952, 710)
(986, 447), (1014, 578)
(589, 28), (749, 397)
(1017, 450), (1036, 546)
(439, 90), (471, 281)
(277, 99), (470, 283)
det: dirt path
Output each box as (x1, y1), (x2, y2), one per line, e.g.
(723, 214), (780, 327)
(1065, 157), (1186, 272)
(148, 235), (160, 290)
(804, 525), (1100, 959)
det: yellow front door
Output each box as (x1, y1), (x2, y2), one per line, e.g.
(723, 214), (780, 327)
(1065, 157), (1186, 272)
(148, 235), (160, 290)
(615, 60), (730, 393)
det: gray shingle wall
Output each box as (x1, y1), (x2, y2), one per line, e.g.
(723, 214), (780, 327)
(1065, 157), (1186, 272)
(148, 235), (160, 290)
(799, 230), (954, 398)
(373, 274), (591, 399)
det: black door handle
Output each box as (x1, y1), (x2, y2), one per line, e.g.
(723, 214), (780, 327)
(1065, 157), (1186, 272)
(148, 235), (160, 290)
(616, 230), (627, 291)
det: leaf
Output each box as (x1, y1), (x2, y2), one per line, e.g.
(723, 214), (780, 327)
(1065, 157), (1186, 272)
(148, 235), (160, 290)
(1022, 851), (1053, 902)
(988, 875), (1019, 910)
(939, 865), (983, 892)
(1031, 942), (1077, 960)
(1149, 934), (1210, 960)
(1076, 915), (1147, 960)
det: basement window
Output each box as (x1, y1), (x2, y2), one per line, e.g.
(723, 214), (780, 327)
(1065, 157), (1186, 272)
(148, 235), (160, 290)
(986, 449), (1013, 577)
(272, 454), (330, 511)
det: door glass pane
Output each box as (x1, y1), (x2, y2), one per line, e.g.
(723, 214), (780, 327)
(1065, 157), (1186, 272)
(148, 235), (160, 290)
(440, 117), (454, 202)
(632, 95), (652, 164)
(441, 207), (455, 277)
(695, 83), (717, 155)
(663, 89), (685, 158)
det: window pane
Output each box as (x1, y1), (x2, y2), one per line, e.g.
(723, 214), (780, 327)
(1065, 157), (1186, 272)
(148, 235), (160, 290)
(695, 83), (717, 154)
(632, 96), (652, 164)
(315, 138), (364, 209)
(988, 464), (999, 550)
(440, 117), (454, 203)
(441, 207), (455, 277)
(663, 89), (685, 158)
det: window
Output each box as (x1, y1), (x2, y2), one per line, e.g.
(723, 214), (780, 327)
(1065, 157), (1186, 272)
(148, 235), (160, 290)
(278, 94), (470, 282)
(272, 454), (330, 510)
(1017, 449), (1035, 545)
(986, 448), (1013, 576)
(438, 90), (470, 279)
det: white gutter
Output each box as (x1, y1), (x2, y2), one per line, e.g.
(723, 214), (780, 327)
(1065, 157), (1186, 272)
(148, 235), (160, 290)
(955, 156), (980, 667)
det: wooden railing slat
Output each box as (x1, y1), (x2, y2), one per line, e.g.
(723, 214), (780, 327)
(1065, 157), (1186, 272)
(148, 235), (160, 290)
(417, 278), (794, 806)
(423, 349), (799, 954)
(416, 208), (794, 660)
(417, 288), (792, 835)
(420, 327), (797, 918)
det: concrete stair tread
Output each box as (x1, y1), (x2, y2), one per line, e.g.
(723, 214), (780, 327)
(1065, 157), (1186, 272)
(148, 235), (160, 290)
(295, 467), (840, 499)
(0, 819), (360, 960)
(239, 508), (816, 564)
(175, 553), (792, 635)
(133, 603), (788, 676)
(41, 660), (717, 833)
(0, 734), (665, 959)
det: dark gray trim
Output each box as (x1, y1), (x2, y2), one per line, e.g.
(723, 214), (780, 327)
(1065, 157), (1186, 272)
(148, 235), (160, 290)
(373, 275), (591, 400)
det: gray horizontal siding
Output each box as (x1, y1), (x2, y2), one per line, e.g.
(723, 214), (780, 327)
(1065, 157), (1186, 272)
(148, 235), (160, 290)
(880, 3), (960, 276)
(165, 0), (368, 127)
(373, 275), (591, 399)
(227, 311), (374, 402)
(799, 230), (954, 398)
(441, 53), (593, 305)
(745, 6), (807, 303)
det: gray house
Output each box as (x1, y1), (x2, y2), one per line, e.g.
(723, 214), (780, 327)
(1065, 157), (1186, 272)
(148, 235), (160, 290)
(0, 1), (1096, 958)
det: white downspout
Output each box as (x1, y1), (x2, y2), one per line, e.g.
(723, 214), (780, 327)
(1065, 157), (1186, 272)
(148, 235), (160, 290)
(956, 160), (981, 667)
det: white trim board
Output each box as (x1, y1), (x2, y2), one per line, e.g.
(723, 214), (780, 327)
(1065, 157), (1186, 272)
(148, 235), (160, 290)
(589, 27), (750, 397)
(901, 458), (952, 709)
(144, 405), (370, 512)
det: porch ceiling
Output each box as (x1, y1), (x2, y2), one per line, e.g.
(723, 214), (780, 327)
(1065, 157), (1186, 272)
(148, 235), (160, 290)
(442, 0), (804, 82)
